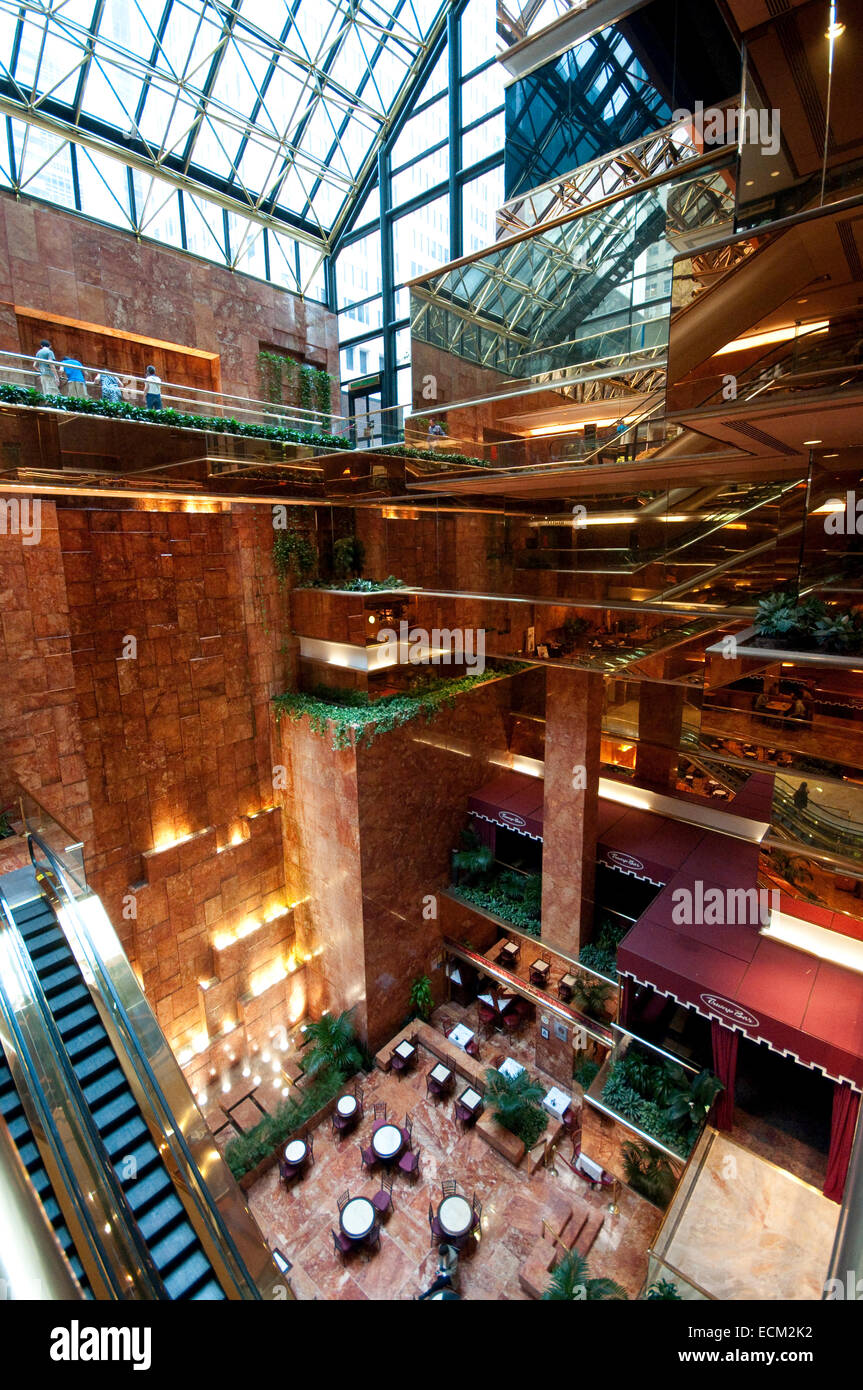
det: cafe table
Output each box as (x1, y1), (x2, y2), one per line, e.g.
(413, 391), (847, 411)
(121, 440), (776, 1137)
(559, 972), (577, 1002)
(284, 1138), (308, 1167)
(393, 1039), (416, 1063)
(437, 1194), (474, 1240)
(457, 1085), (483, 1116)
(542, 1085), (572, 1120)
(371, 1123), (404, 1162)
(498, 1057), (524, 1081)
(337, 1095), (358, 1119)
(477, 990), (514, 1015)
(340, 1196), (376, 1241)
(429, 1063), (453, 1089)
(448, 1023), (475, 1051)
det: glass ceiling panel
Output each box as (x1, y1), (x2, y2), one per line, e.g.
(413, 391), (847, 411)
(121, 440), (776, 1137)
(0, 0), (450, 246)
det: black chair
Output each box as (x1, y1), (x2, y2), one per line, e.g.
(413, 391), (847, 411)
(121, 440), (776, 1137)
(372, 1101), (387, 1132)
(401, 1115), (413, 1149)
(428, 1201), (445, 1247)
(442, 1178), (458, 1198)
(337, 1190), (351, 1213)
(332, 1228), (353, 1262)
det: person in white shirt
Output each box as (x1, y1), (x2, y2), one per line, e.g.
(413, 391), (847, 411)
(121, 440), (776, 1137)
(144, 365), (163, 410)
(33, 340), (58, 395)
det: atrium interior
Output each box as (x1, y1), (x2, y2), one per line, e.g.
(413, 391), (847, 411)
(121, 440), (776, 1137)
(0, 0), (862, 1307)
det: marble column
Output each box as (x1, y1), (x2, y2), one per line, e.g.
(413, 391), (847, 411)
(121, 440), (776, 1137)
(635, 680), (684, 791)
(541, 667), (602, 957)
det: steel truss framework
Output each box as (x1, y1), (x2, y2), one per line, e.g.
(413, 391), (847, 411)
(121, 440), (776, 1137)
(0, 0), (451, 276)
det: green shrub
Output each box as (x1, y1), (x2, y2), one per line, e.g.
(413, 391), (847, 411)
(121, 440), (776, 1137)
(223, 1069), (346, 1181)
(483, 1067), (547, 1149)
(273, 664), (528, 751)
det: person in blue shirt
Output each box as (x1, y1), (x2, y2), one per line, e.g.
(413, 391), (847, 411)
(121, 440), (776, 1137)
(60, 356), (88, 399)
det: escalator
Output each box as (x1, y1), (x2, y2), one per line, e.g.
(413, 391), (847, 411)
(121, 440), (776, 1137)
(0, 1047), (90, 1294)
(5, 886), (224, 1300)
(0, 794), (285, 1301)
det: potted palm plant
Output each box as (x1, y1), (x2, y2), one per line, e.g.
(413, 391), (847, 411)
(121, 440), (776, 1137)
(542, 1250), (627, 1300)
(301, 1009), (364, 1080)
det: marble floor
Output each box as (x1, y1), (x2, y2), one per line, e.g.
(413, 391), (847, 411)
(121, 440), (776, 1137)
(658, 1131), (838, 1301)
(247, 1034), (661, 1301)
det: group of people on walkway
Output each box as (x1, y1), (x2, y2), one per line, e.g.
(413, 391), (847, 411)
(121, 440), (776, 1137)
(33, 340), (163, 409)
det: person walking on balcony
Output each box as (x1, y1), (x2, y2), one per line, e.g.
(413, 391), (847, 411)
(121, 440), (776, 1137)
(91, 368), (124, 404)
(33, 340), (58, 395)
(60, 355), (88, 399)
(144, 365), (163, 410)
(793, 781), (809, 811)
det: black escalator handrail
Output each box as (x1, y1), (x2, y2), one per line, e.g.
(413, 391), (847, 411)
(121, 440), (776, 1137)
(0, 885), (167, 1299)
(26, 831), (263, 1301)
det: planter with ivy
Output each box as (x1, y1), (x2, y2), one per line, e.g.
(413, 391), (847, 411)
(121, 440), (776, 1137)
(274, 664), (528, 752)
(450, 824), (542, 936)
(0, 382), (349, 453)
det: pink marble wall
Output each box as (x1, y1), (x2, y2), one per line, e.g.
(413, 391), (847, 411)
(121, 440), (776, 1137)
(541, 667), (603, 955)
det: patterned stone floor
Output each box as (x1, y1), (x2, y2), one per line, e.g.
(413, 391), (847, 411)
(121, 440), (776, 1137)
(246, 1026), (661, 1302)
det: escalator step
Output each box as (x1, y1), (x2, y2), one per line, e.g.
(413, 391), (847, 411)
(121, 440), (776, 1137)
(64, 1024), (107, 1061)
(53, 1002), (101, 1038)
(40, 961), (82, 994)
(102, 1114), (149, 1157)
(82, 1064), (129, 1109)
(124, 1166), (173, 1215)
(149, 1219), (198, 1274)
(137, 1192), (185, 1241)
(75, 1043), (118, 1084)
(46, 980), (92, 1017)
(90, 1091), (139, 1136)
(190, 1277), (226, 1301)
(163, 1249), (211, 1299)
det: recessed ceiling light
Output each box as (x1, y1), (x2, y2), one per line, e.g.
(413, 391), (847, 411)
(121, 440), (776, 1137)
(797, 297), (808, 304)
(824, 452), (839, 458)
(770, 170), (780, 177)
(803, 439), (822, 445)
(745, 179), (755, 187)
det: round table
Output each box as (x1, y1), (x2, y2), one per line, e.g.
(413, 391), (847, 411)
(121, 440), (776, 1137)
(438, 1195), (473, 1239)
(284, 1139), (307, 1165)
(372, 1123), (403, 1161)
(337, 1095), (358, 1118)
(340, 1197), (375, 1241)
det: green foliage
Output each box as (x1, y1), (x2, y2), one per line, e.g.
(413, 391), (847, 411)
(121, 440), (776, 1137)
(332, 535), (365, 581)
(306, 575), (407, 592)
(273, 664), (528, 751)
(409, 974), (434, 1021)
(452, 825), (495, 883)
(754, 591), (863, 653)
(378, 443), (490, 469)
(561, 616), (589, 641)
(450, 881), (541, 936)
(273, 525), (318, 586)
(257, 349), (296, 406)
(571, 974), (613, 1020)
(646, 1278), (683, 1300)
(0, 809), (13, 838)
(313, 368), (332, 430)
(622, 1140), (679, 1208)
(0, 382), (347, 450)
(542, 1251), (628, 1301)
(579, 915), (631, 982)
(297, 363), (314, 416)
(302, 1009), (364, 1080)
(601, 1050), (722, 1157)
(572, 1055), (600, 1091)
(483, 1067), (547, 1149)
(223, 1069), (346, 1180)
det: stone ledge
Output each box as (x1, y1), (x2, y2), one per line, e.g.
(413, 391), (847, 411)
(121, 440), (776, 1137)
(475, 1111), (526, 1167)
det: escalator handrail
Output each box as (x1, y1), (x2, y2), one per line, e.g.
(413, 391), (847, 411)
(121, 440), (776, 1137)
(0, 884), (167, 1299)
(26, 830), (264, 1301)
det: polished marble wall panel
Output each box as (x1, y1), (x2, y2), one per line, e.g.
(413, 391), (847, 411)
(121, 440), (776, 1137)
(542, 667), (602, 955)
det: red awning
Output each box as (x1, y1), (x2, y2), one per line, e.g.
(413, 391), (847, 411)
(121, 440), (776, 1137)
(468, 771), (544, 840)
(618, 859), (863, 1091)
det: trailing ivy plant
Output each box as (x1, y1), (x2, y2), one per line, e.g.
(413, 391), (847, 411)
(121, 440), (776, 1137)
(257, 349), (297, 407)
(0, 382), (347, 450)
(306, 575), (406, 592)
(298, 363), (314, 417)
(332, 535), (365, 581)
(273, 664), (528, 751)
(273, 525), (318, 586)
(313, 368), (332, 431)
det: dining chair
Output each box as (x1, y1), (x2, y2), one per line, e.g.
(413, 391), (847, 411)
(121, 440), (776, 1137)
(304, 1132), (314, 1166)
(359, 1141), (377, 1171)
(391, 1051), (407, 1078)
(502, 1010), (520, 1036)
(353, 1082), (364, 1116)
(471, 1194), (483, 1235)
(399, 1144), (420, 1183)
(426, 1072), (443, 1100)
(465, 1037), (480, 1059)
(441, 1178), (458, 1198)
(401, 1115), (413, 1148)
(455, 1102), (472, 1131)
(372, 1171), (394, 1220)
(372, 1101), (388, 1131)
(428, 1201), (445, 1246)
(363, 1220), (382, 1256)
(337, 1190), (351, 1213)
(332, 1228), (353, 1262)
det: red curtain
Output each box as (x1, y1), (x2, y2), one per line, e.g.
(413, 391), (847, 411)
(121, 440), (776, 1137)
(824, 1082), (861, 1204)
(710, 1020), (738, 1131)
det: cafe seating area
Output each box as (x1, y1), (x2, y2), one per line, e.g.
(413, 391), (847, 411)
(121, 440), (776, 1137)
(246, 1017), (660, 1300)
